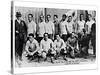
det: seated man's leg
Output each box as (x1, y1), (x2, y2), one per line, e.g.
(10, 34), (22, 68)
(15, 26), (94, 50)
(60, 48), (67, 61)
(67, 47), (75, 59)
(55, 49), (60, 59)
(81, 46), (88, 58)
(41, 51), (47, 61)
(48, 49), (56, 63)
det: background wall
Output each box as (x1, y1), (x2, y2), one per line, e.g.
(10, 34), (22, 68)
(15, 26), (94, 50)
(15, 7), (45, 24)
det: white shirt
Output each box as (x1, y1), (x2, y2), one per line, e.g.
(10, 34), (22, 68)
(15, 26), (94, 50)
(60, 21), (67, 35)
(86, 20), (95, 33)
(78, 20), (85, 32)
(27, 20), (36, 35)
(67, 21), (74, 33)
(38, 21), (46, 37)
(40, 39), (53, 52)
(54, 38), (66, 49)
(45, 21), (54, 34)
(25, 39), (39, 52)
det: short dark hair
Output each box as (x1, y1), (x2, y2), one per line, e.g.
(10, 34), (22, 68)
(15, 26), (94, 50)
(55, 33), (60, 36)
(54, 15), (58, 18)
(62, 14), (67, 18)
(68, 15), (72, 18)
(80, 14), (84, 21)
(43, 33), (48, 37)
(40, 15), (44, 18)
(47, 14), (51, 18)
(88, 14), (92, 17)
(28, 14), (33, 17)
(29, 33), (34, 37)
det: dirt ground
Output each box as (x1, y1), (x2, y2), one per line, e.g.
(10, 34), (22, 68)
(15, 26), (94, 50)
(15, 49), (96, 68)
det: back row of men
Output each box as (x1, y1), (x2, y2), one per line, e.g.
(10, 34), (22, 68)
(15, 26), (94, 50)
(15, 12), (96, 63)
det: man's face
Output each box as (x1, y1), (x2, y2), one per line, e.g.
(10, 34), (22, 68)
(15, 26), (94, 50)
(68, 16), (72, 22)
(46, 15), (51, 21)
(88, 15), (92, 21)
(71, 33), (75, 38)
(80, 15), (84, 20)
(28, 15), (33, 22)
(53, 16), (58, 21)
(40, 16), (44, 22)
(56, 35), (60, 41)
(29, 36), (33, 42)
(62, 16), (66, 21)
(44, 34), (48, 41)
(17, 16), (21, 20)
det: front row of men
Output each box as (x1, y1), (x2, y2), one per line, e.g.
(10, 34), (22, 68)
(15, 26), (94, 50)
(25, 29), (90, 63)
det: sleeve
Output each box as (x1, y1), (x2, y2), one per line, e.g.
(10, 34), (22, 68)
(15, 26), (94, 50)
(51, 22), (55, 34)
(50, 39), (54, 48)
(58, 21), (60, 34)
(61, 39), (66, 49)
(65, 22), (69, 33)
(72, 22), (75, 32)
(23, 21), (27, 34)
(53, 40), (57, 49)
(40, 40), (43, 49)
(34, 22), (36, 34)
(35, 40), (39, 50)
(25, 41), (29, 52)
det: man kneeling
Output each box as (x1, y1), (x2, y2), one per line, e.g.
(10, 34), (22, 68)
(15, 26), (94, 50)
(40, 33), (56, 63)
(25, 33), (40, 62)
(54, 34), (67, 61)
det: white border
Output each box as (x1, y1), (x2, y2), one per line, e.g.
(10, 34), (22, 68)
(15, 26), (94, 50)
(12, 1), (98, 74)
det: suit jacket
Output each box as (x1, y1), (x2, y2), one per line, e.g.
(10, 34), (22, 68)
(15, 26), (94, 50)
(15, 19), (27, 39)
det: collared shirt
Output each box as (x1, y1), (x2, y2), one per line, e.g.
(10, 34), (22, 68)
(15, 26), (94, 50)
(25, 39), (39, 52)
(54, 38), (66, 49)
(45, 21), (54, 34)
(40, 39), (53, 52)
(66, 21), (74, 33)
(86, 20), (95, 33)
(15, 19), (27, 38)
(38, 21), (46, 37)
(27, 20), (36, 35)
(78, 20), (85, 32)
(60, 21), (67, 35)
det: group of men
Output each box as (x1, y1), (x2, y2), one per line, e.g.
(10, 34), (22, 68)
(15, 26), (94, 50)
(15, 11), (96, 63)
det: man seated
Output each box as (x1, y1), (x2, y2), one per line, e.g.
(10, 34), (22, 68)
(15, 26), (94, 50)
(78, 29), (90, 58)
(54, 34), (67, 61)
(25, 33), (40, 62)
(40, 33), (56, 63)
(66, 32), (79, 59)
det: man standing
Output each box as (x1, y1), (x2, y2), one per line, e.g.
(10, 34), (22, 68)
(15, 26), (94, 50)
(45, 14), (54, 40)
(15, 12), (27, 61)
(86, 14), (95, 34)
(37, 15), (46, 43)
(66, 16), (75, 37)
(59, 14), (68, 42)
(77, 14), (85, 33)
(53, 15), (60, 40)
(40, 33), (56, 63)
(27, 14), (36, 37)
